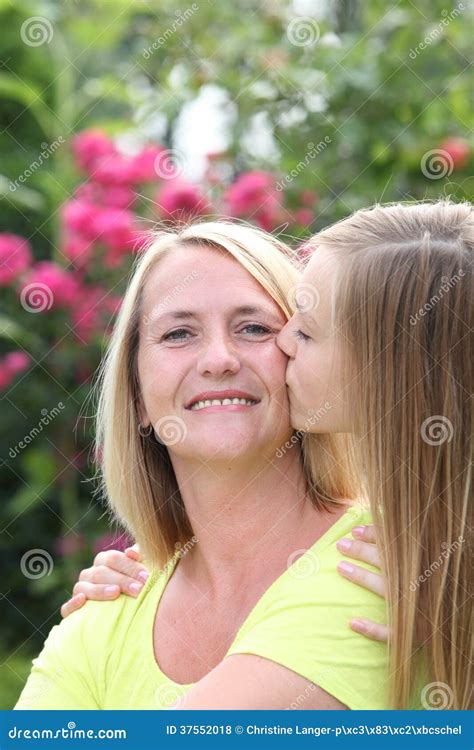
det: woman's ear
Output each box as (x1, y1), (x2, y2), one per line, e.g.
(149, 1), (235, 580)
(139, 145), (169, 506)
(136, 396), (150, 428)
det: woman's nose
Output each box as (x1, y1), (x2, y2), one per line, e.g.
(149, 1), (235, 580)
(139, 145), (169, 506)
(276, 320), (295, 358)
(196, 337), (241, 377)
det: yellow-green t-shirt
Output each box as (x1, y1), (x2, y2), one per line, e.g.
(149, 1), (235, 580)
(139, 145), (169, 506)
(16, 505), (394, 710)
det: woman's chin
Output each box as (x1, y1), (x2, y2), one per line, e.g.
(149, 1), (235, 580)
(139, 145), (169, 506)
(179, 436), (261, 463)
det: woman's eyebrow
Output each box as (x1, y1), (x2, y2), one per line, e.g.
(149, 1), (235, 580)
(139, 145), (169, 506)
(150, 305), (282, 324)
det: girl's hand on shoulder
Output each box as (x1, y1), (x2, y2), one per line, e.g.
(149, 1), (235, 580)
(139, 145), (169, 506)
(336, 524), (389, 643)
(60, 545), (148, 618)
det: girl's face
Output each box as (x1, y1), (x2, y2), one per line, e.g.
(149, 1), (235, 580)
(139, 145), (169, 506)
(277, 248), (352, 434)
(137, 245), (293, 461)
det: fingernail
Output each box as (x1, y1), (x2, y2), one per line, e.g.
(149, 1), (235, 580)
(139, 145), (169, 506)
(129, 581), (143, 595)
(138, 570), (149, 583)
(352, 526), (366, 537)
(338, 561), (354, 575)
(336, 537), (352, 551)
(351, 618), (367, 631)
(104, 586), (118, 596)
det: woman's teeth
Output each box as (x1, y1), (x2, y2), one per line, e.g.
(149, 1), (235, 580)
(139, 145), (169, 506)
(190, 398), (257, 411)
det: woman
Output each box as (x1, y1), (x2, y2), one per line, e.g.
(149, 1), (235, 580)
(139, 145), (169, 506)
(16, 221), (389, 710)
(63, 200), (471, 710)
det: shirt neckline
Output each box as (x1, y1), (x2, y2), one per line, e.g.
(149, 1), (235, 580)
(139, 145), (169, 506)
(145, 503), (366, 690)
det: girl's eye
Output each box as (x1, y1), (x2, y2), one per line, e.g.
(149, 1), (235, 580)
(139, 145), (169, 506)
(293, 329), (311, 341)
(162, 329), (192, 341)
(240, 324), (273, 336)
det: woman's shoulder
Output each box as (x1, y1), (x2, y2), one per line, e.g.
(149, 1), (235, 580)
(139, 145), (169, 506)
(230, 501), (381, 641)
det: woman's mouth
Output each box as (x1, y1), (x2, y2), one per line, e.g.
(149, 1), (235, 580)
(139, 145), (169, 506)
(189, 397), (259, 412)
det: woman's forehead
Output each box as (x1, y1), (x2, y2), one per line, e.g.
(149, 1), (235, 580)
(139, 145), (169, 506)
(142, 245), (284, 318)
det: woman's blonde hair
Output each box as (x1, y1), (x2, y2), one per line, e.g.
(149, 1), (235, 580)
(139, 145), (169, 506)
(93, 220), (358, 571)
(310, 200), (472, 710)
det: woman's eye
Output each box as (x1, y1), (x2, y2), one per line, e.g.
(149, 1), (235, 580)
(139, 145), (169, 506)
(162, 329), (192, 341)
(293, 329), (311, 341)
(240, 324), (273, 336)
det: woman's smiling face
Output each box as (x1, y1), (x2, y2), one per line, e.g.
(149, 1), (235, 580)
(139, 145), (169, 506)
(277, 248), (351, 434)
(137, 244), (293, 461)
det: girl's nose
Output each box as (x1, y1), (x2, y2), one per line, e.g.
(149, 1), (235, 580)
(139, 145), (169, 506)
(276, 320), (295, 358)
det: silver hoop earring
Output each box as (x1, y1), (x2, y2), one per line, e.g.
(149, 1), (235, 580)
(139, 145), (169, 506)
(138, 422), (153, 438)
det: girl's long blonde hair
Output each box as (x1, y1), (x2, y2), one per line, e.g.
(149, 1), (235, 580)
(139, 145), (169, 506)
(93, 221), (358, 571)
(311, 200), (472, 710)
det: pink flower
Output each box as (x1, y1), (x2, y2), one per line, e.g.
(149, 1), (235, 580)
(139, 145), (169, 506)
(72, 130), (117, 172)
(89, 207), (142, 267)
(63, 236), (94, 269)
(0, 234), (33, 286)
(74, 181), (135, 209)
(155, 180), (212, 221)
(20, 261), (81, 309)
(294, 208), (314, 226)
(54, 533), (86, 557)
(0, 350), (31, 390)
(101, 185), (136, 209)
(130, 145), (165, 182)
(92, 155), (137, 186)
(72, 286), (122, 342)
(225, 171), (274, 213)
(93, 532), (134, 556)
(62, 200), (100, 241)
(224, 171), (282, 230)
(438, 137), (470, 170)
(5, 351), (30, 374)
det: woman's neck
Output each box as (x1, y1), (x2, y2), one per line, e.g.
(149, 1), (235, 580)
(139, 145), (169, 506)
(169, 448), (341, 593)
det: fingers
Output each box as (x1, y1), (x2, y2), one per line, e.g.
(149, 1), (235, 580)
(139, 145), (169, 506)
(60, 593), (86, 619)
(124, 544), (143, 562)
(336, 560), (385, 598)
(90, 550), (149, 583)
(350, 618), (390, 643)
(77, 566), (148, 596)
(72, 581), (122, 601)
(351, 524), (376, 544)
(336, 535), (381, 569)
